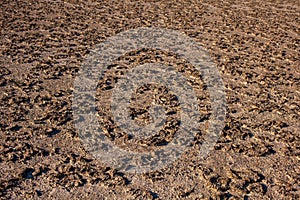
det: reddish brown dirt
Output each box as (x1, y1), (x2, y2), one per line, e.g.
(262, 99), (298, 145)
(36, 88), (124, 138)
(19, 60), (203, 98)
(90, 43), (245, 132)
(0, 0), (299, 199)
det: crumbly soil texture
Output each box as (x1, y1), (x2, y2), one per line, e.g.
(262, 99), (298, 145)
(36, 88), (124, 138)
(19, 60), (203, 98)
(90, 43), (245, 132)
(0, 0), (299, 199)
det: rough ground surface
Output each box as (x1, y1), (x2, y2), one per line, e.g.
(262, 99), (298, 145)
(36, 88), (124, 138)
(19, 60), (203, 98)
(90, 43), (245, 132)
(0, 0), (299, 199)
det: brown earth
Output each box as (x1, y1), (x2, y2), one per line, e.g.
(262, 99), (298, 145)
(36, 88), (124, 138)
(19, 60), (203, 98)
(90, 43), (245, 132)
(0, 0), (299, 199)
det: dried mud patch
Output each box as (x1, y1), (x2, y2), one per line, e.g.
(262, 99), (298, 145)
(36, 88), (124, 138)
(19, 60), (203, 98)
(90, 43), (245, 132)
(0, 0), (299, 199)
